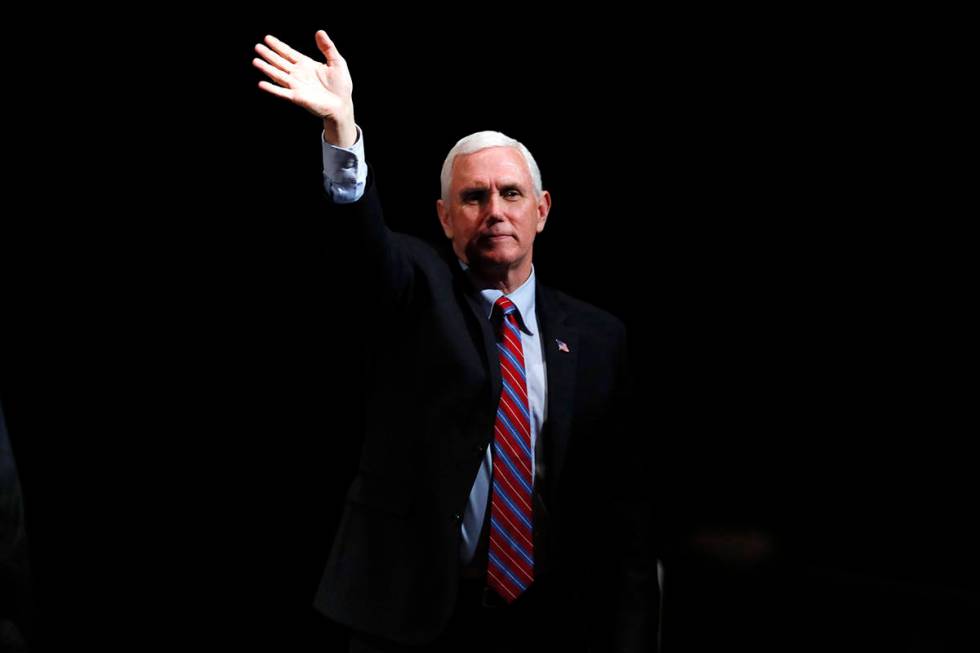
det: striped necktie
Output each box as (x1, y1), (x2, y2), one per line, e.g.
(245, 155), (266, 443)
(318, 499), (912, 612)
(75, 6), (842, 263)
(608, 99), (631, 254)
(487, 295), (534, 603)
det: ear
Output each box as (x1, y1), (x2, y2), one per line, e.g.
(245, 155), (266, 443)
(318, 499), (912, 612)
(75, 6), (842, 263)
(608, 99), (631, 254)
(535, 190), (552, 234)
(436, 199), (453, 239)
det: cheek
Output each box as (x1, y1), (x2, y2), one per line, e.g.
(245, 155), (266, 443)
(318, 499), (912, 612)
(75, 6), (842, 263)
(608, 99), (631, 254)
(520, 211), (542, 239)
(453, 217), (479, 241)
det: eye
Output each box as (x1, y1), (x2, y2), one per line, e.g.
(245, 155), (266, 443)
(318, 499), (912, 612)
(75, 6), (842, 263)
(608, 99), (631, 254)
(502, 189), (521, 199)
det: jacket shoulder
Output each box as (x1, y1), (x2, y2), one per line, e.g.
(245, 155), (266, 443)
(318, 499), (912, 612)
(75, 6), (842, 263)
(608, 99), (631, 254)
(543, 285), (627, 341)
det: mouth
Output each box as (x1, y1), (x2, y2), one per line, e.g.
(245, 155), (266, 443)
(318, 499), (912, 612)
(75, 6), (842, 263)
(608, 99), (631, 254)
(483, 234), (514, 241)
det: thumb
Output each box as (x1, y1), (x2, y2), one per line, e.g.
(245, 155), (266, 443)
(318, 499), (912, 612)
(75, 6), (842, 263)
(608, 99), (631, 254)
(316, 30), (341, 65)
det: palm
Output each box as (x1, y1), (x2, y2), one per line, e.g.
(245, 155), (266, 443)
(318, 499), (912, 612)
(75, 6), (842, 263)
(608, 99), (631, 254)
(253, 31), (353, 121)
(288, 58), (349, 118)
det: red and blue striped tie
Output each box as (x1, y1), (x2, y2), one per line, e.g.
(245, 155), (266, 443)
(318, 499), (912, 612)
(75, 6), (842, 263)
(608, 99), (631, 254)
(487, 295), (534, 603)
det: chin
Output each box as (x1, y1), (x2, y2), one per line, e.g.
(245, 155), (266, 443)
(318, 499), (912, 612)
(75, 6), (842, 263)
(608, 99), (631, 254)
(467, 243), (517, 268)
(474, 250), (519, 269)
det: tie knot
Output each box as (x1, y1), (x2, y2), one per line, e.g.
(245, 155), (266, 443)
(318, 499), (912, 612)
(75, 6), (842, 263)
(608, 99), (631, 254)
(492, 296), (519, 335)
(494, 295), (517, 317)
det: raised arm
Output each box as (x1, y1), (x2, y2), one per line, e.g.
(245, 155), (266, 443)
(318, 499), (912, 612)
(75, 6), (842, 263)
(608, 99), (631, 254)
(252, 31), (356, 148)
(252, 30), (414, 308)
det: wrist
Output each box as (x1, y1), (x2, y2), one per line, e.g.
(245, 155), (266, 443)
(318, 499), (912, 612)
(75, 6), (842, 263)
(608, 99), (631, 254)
(323, 110), (356, 148)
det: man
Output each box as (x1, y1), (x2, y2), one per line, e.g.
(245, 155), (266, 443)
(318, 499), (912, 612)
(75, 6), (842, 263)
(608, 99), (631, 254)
(253, 30), (656, 652)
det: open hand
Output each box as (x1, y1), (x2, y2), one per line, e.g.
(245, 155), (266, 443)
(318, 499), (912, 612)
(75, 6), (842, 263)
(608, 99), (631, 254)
(253, 31), (354, 124)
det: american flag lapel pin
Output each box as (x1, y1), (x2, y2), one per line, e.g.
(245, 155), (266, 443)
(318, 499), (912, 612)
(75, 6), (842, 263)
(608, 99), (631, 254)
(556, 339), (570, 353)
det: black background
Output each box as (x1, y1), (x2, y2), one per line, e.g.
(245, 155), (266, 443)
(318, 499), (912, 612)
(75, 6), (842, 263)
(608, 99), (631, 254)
(2, 10), (975, 651)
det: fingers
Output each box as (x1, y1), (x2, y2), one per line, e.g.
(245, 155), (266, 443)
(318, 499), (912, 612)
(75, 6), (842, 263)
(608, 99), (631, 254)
(254, 42), (293, 74)
(315, 30), (342, 65)
(262, 34), (302, 64)
(257, 80), (294, 102)
(252, 56), (291, 89)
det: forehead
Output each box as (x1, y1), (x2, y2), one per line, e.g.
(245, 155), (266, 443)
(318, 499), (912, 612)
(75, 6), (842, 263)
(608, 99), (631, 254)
(450, 147), (531, 187)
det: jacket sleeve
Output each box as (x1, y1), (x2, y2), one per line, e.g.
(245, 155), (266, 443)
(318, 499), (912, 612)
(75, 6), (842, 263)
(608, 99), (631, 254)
(323, 162), (416, 311)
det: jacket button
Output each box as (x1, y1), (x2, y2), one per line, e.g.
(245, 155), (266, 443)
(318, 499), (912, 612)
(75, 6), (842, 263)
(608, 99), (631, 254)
(452, 512), (463, 522)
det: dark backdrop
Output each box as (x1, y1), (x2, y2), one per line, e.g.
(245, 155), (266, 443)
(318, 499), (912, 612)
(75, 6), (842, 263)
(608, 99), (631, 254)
(1, 11), (974, 652)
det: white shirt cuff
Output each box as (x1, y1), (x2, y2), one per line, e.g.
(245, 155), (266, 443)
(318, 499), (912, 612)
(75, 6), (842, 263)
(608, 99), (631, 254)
(321, 124), (367, 204)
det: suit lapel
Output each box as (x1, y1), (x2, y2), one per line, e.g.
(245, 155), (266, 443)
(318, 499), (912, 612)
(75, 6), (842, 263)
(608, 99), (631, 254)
(535, 281), (579, 495)
(446, 246), (502, 416)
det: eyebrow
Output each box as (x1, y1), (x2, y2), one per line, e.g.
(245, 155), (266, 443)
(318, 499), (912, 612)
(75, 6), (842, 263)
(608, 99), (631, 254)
(458, 181), (527, 197)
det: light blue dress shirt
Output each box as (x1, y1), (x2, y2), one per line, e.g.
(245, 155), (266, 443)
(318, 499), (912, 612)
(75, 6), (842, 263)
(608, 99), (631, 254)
(321, 126), (368, 204)
(321, 127), (548, 564)
(456, 260), (547, 564)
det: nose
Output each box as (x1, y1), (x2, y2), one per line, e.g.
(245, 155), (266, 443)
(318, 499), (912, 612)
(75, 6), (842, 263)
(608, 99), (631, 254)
(484, 190), (505, 221)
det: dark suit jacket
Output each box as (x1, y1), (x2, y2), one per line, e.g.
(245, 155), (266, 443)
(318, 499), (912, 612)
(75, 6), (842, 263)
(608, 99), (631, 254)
(313, 165), (656, 651)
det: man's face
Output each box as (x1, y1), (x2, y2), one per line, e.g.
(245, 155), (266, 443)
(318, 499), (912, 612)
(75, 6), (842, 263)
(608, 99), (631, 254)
(437, 147), (551, 274)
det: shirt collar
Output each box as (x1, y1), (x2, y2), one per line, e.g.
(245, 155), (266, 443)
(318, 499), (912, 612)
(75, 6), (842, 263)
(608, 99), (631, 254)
(457, 259), (537, 336)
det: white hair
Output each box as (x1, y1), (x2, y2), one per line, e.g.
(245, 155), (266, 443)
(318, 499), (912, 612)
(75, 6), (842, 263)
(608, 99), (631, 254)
(439, 131), (543, 202)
